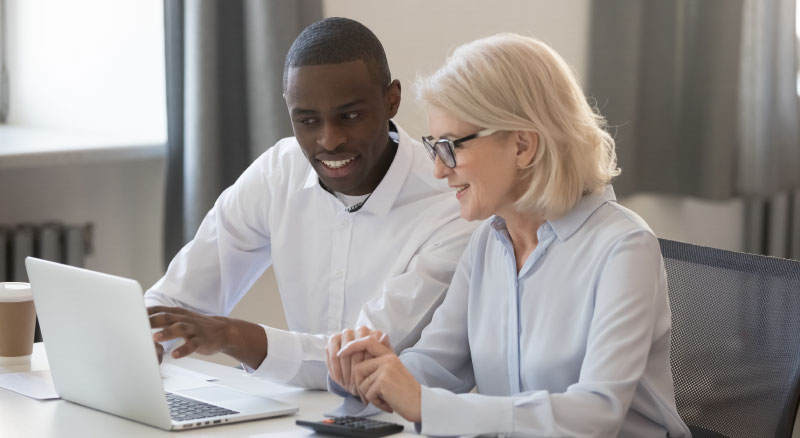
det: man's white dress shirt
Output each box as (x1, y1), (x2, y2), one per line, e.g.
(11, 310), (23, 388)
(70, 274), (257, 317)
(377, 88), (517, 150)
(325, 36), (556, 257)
(395, 187), (690, 437)
(144, 123), (476, 389)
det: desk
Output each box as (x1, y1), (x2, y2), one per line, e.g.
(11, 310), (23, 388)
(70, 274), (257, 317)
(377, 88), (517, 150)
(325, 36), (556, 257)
(0, 343), (418, 437)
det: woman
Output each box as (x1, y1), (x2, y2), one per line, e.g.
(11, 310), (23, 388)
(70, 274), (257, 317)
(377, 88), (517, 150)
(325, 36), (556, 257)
(326, 33), (690, 437)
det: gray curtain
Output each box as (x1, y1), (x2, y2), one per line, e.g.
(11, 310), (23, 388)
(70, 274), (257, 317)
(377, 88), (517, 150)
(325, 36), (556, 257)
(163, 0), (322, 264)
(587, 0), (800, 258)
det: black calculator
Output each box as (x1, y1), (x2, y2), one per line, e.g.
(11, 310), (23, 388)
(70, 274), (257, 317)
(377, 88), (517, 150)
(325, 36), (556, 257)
(295, 416), (405, 437)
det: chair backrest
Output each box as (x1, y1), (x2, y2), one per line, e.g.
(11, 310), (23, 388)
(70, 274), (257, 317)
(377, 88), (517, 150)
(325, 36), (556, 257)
(660, 238), (800, 438)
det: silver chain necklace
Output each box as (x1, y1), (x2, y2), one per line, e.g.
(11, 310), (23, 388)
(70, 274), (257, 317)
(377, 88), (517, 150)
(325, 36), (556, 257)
(345, 192), (373, 213)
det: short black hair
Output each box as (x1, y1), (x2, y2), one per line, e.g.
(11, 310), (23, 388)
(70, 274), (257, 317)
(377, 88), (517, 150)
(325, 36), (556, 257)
(283, 17), (391, 91)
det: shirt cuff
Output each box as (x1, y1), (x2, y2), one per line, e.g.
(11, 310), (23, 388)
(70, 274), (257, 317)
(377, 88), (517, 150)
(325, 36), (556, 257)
(419, 386), (514, 436)
(244, 325), (302, 383)
(328, 375), (351, 397)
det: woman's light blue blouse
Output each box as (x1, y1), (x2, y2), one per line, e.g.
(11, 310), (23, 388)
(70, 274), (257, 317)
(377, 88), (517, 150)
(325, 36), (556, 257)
(400, 186), (690, 437)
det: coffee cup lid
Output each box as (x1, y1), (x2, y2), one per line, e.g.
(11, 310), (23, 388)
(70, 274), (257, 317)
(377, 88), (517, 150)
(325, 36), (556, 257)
(0, 282), (33, 302)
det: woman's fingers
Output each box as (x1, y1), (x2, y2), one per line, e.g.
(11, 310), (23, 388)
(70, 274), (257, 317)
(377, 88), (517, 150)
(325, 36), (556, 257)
(325, 327), (394, 401)
(355, 354), (422, 422)
(340, 329), (355, 389)
(349, 351), (365, 395)
(349, 326), (372, 394)
(354, 354), (394, 403)
(355, 326), (372, 338)
(362, 372), (393, 413)
(339, 335), (393, 358)
(326, 333), (344, 387)
(378, 332), (391, 349)
(358, 366), (377, 405)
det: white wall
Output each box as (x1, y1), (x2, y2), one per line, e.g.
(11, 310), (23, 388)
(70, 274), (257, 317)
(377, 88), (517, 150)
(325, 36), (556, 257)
(324, 0), (591, 139)
(620, 194), (745, 251)
(0, 158), (165, 286)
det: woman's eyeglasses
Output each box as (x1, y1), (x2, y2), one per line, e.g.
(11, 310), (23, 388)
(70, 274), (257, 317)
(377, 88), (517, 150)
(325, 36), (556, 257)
(421, 128), (498, 168)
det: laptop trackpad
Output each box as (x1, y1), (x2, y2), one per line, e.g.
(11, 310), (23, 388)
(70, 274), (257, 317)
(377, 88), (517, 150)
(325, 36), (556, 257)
(179, 386), (254, 403)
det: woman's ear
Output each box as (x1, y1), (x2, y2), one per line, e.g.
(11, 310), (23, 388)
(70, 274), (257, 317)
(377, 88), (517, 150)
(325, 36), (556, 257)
(515, 131), (538, 168)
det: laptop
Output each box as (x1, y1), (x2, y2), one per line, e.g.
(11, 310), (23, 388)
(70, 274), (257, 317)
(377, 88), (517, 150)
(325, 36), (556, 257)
(25, 257), (298, 430)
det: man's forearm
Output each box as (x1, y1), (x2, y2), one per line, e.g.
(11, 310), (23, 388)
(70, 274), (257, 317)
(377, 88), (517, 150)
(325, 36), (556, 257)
(222, 318), (268, 370)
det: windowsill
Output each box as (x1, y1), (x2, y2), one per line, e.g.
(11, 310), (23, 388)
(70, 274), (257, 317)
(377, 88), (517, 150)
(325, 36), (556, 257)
(0, 125), (166, 169)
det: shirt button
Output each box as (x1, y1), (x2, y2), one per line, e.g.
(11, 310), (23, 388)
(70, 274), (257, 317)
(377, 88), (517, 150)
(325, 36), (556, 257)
(341, 220), (350, 229)
(334, 270), (343, 279)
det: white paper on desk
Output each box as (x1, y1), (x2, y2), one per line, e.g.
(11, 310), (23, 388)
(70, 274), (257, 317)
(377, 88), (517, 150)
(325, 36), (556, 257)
(0, 370), (59, 400)
(159, 362), (217, 381)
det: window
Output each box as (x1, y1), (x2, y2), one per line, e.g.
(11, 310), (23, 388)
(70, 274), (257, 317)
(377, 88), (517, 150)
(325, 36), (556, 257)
(0, 0), (7, 123)
(796, 0), (800, 96)
(1, 0), (165, 139)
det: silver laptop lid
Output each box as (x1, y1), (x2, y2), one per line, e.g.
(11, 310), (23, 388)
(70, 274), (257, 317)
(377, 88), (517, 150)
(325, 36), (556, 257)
(26, 257), (173, 430)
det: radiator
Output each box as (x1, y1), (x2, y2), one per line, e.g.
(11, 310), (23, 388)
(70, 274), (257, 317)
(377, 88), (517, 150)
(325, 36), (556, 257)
(0, 222), (93, 282)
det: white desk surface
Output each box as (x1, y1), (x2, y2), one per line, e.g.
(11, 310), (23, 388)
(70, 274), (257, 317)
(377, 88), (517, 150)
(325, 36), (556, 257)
(0, 343), (418, 437)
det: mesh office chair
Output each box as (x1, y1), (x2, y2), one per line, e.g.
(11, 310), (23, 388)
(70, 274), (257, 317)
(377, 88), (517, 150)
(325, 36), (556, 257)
(660, 239), (800, 438)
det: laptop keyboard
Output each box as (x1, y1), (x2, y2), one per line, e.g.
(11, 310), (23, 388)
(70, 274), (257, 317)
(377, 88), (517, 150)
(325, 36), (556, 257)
(166, 392), (239, 421)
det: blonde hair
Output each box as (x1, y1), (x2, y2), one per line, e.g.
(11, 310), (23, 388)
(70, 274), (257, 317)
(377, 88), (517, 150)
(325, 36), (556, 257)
(417, 33), (619, 219)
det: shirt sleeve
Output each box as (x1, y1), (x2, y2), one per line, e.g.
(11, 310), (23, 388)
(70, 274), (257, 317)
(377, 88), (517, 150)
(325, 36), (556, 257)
(397, 233), (477, 394)
(355, 215), (477, 353)
(249, 213), (476, 390)
(414, 231), (680, 437)
(245, 324), (330, 389)
(144, 151), (274, 322)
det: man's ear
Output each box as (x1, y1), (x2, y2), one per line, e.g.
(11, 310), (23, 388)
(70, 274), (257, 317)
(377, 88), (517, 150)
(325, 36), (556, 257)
(386, 79), (401, 119)
(515, 131), (538, 168)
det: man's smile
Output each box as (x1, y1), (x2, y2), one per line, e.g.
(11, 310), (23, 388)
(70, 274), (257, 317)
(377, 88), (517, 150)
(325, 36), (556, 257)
(316, 155), (360, 178)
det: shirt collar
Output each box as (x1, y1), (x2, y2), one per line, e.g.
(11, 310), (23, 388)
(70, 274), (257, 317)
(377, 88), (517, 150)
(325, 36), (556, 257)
(301, 121), (412, 217)
(548, 185), (616, 241)
(489, 185), (617, 241)
(359, 122), (412, 216)
(303, 162), (319, 190)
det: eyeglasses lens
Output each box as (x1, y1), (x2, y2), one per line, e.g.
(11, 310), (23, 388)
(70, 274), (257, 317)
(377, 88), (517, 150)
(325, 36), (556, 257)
(422, 137), (456, 168)
(423, 141), (436, 162)
(434, 142), (456, 168)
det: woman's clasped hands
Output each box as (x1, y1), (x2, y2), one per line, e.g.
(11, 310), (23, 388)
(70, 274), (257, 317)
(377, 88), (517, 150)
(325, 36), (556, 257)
(326, 327), (422, 423)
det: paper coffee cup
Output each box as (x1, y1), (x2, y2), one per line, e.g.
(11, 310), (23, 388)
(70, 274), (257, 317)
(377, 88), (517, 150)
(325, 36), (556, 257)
(0, 282), (36, 365)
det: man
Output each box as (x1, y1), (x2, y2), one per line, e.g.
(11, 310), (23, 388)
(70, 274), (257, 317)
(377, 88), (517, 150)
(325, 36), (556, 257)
(145, 17), (475, 390)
